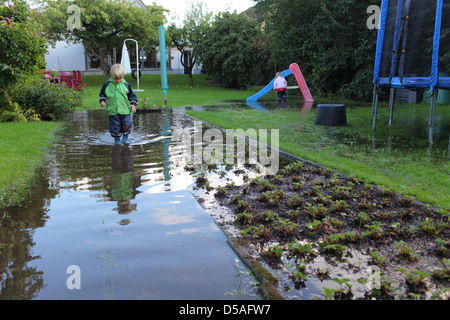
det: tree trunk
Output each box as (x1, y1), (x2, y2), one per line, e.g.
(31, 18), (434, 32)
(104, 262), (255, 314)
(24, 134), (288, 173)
(180, 50), (196, 87)
(100, 42), (110, 81)
(83, 39), (111, 80)
(188, 71), (194, 87)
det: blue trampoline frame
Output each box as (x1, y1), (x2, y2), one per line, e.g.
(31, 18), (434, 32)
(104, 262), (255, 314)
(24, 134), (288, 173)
(372, 0), (448, 144)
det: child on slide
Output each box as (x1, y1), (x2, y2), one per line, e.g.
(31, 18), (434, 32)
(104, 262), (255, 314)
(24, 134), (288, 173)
(273, 72), (287, 103)
(99, 64), (138, 145)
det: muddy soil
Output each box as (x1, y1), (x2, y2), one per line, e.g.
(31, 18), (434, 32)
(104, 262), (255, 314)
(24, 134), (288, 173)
(191, 160), (449, 300)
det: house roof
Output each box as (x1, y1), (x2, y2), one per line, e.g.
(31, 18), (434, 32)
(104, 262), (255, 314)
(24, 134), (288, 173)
(134, 0), (146, 9)
(125, 0), (146, 9)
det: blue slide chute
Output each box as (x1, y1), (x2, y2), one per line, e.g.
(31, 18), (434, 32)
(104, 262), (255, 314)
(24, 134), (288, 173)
(246, 69), (292, 103)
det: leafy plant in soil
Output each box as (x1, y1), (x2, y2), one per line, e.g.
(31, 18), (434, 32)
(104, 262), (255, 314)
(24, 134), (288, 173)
(235, 210), (253, 226)
(370, 251), (387, 266)
(188, 159), (450, 299)
(363, 221), (385, 239)
(287, 240), (317, 259)
(399, 268), (430, 294)
(263, 245), (284, 260)
(395, 241), (419, 262)
(331, 278), (353, 300)
(420, 217), (448, 236)
(258, 190), (286, 206)
(288, 264), (308, 289)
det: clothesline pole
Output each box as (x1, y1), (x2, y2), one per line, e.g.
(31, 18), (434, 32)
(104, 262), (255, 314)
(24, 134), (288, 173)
(123, 38), (144, 92)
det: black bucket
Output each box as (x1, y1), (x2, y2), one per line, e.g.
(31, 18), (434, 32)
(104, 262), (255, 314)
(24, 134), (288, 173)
(314, 104), (347, 126)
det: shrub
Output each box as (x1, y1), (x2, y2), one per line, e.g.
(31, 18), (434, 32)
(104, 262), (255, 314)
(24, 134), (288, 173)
(11, 80), (83, 120)
(0, 0), (48, 89)
(0, 100), (40, 122)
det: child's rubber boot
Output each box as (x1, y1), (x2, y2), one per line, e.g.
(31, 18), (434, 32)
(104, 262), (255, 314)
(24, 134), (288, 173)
(122, 135), (130, 144)
(114, 137), (121, 145)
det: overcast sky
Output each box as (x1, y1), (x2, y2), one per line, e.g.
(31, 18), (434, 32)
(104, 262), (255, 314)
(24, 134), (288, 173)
(145, 0), (256, 25)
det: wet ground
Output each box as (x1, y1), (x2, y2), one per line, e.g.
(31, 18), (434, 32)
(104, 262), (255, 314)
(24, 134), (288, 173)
(213, 161), (449, 300)
(0, 109), (260, 300)
(1, 102), (449, 300)
(179, 101), (450, 300)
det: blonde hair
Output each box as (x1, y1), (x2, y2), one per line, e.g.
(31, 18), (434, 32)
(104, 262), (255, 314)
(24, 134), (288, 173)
(110, 64), (125, 80)
(276, 72), (282, 77)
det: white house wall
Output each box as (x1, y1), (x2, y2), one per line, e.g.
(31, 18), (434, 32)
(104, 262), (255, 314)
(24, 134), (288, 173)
(43, 1), (203, 75)
(45, 41), (86, 72)
(169, 47), (202, 74)
(45, 42), (202, 74)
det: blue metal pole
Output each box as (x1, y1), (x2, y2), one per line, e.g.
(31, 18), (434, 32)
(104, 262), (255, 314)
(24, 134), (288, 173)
(159, 26), (168, 106)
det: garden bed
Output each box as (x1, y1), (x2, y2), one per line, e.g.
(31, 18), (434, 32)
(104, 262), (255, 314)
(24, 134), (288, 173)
(189, 159), (449, 300)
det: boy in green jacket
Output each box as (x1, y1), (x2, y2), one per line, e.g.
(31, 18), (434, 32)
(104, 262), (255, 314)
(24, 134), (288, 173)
(99, 64), (138, 145)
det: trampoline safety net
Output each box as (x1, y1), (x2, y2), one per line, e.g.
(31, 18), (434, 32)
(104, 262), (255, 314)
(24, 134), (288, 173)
(374, 0), (450, 90)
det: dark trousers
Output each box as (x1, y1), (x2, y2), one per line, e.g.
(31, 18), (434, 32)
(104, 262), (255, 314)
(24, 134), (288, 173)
(277, 90), (287, 102)
(109, 114), (132, 137)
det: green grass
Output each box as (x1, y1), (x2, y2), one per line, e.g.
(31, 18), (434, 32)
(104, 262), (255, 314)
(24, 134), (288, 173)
(0, 121), (63, 209)
(81, 74), (251, 109)
(81, 74), (450, 209)
(185, 102), (450, 210)
(2, 74), (449, 211)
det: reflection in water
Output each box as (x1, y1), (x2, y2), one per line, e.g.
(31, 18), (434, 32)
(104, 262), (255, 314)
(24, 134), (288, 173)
(160, 109), (173, 184)
(246, 101), (269, 111)
(300, 101), (314, 114)
(3, 101), (446, 300)
(0, 109), (260, 300)
(295, 101), (315, 132)
(106, 145), (141, 223)
(0, 175), (58, 299)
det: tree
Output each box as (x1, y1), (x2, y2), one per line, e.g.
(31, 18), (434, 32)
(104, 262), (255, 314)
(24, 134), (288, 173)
(38, 0), (166, 78)
(255, 0), (379, 100)
(196, 11), (273, 89)
(0, 0), (47, 91)
(167, 1), (213, 87)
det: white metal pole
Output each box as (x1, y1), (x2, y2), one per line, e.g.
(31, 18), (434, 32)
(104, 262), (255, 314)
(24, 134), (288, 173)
(124, 39), (144, 92)
(135, 40), (139, 91)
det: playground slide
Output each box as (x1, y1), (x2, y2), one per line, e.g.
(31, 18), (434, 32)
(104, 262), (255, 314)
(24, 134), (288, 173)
(246, 63), (314, 103)
(289, 63), (314, 102)
(246, 69), (292, 102)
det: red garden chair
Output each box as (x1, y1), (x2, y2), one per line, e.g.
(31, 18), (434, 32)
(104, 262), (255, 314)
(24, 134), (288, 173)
(44, 71), (52, 83)
(71, 70), (82, 89)
(59, 71), (72, 88)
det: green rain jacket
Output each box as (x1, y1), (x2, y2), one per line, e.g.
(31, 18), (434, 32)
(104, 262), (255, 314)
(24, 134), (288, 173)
(99, 78), (138, 116)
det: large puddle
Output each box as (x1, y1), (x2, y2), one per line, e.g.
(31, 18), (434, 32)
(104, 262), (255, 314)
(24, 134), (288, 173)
(0, 109), (260, 300)
(1, 101), (448, 300)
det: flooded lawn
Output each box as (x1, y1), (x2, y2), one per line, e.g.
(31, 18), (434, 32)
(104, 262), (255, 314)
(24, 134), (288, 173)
(181, 101), (449, 300)
(0, 109), (259, 300)
(1, 102), (449, 300)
